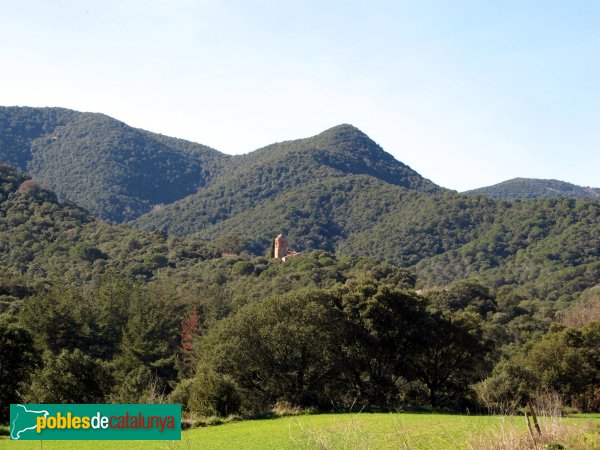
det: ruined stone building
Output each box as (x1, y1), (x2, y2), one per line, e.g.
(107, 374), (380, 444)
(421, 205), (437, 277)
(273, 234), (300, 261)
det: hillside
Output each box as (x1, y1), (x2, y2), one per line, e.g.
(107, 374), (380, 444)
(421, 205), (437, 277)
(132, 124), (442, 236)
(463, 177), (600, 200)
(127, 124), (600, 304)
(0, 107), (230, 222)
(0, 108), (442, 224)
(2, 107), (599, 305)
(0, 164), (218, 287)
(151, 176), (599, 303)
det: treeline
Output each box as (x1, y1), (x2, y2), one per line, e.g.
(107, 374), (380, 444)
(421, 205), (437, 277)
(2, 252), (599, 422)
(176, 274), (600, 416)
(181, 281), (491, 414)
(1, 274), (184, 420)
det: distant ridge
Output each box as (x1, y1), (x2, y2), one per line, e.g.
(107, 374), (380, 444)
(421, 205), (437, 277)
(1, 115), (600, 305)
(131, 123), (444, 241)
(463, 177), (600, 200)
(0, 106), (229, 222)
(0, 108), (443, 223)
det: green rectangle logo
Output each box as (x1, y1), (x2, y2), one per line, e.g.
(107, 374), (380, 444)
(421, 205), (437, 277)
(10, 404), (181, 440)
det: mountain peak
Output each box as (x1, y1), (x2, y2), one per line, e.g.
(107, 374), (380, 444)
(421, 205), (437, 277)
(318, 123), (373, 143)
(323, 123), (363, 134)
(463, 177), (600, 200)
(250, 124), (441, 193)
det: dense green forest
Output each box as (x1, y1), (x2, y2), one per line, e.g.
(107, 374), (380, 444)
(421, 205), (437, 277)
(1, 108), (599, 423)
(145, 174), (599, 306)
(1, 163), (599, 421)
(2, 243), (599, 420)
(463, 177), (600, 200)
(131, 124), (442, 234)
(0, 164), (219, 287)
(0, 107), (229, 222)
(0, 108), (442, 224)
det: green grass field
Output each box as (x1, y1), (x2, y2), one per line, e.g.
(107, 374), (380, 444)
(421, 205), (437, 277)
(2, 413), (599, 449)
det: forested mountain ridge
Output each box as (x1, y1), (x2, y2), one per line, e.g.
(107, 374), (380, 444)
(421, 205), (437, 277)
(0, 108), (442, 224)
(2, 119), (600, 419)
(229, 124), (441, 192)
(156, 174), (599, 304)
(2, 107), (599, 306)
(4, 157), (597, 307)
(0, 107), (230, 222)
(463, 177), (600, 200)
(131, 124), (443, 235)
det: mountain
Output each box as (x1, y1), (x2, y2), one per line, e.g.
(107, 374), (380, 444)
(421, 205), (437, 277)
(0, 107), (230, 222)
(128, 126), (599, 304)
(4, 155), (598, 306)
(2, 107), (599, 305)
(463, 178), (600, 200)
(131, 124), (443, 238)
(148, 176), (599, 302)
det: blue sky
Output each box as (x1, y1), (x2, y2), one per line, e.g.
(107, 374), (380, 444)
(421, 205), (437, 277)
(1, 0), (598, 190)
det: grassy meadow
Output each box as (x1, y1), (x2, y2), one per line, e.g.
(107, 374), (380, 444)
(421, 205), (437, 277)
(2, 413), (599, 450)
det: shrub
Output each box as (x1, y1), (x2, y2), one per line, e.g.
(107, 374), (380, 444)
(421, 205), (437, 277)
(0, 320), (39, 421)
(188, 366), (241, 417)
(169, 378), (194, 412)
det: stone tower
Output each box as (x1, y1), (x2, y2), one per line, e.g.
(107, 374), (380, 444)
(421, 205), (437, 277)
(274, 234), (288, 259)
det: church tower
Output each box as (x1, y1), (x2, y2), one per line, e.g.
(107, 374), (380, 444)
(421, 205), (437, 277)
(274, 234), (288, 259)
